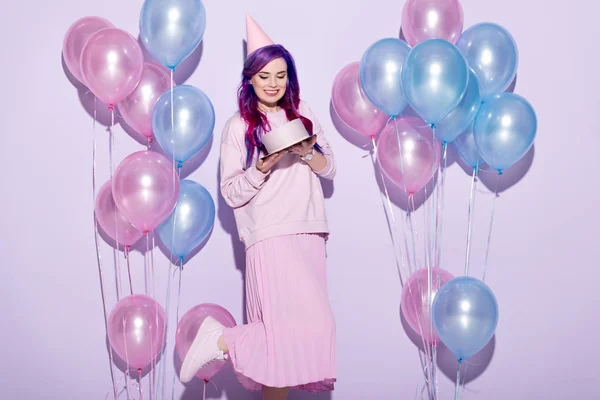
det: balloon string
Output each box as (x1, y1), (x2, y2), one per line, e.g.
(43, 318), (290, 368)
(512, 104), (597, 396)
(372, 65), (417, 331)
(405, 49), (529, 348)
(454, 361), (462, 400)
(203, 380), (207, 400)
(149, 231), (157, 400)
(92, 97), (119, 400)
(407, 194), (420, 271)
(171, 259), (184, 400)
(435, 142), (448, 269)
(393, 118), (416, 275)
(463, 167), (479, 276)
(431, 343), (439, 399)
(157, 263), (175, 399)
(125, 246), (133, 295)
(370, 134), (406, 286)
(138, 369), (144, 400)
(482, 173), (500, 282)
(109, 107), (124, 302)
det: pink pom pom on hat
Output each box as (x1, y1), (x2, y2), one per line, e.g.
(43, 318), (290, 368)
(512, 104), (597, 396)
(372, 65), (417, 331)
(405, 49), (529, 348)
(246, 14), (274, 56)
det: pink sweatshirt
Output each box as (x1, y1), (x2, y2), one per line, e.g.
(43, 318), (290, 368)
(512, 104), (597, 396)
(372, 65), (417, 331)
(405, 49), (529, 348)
(219, 101), (336, 249)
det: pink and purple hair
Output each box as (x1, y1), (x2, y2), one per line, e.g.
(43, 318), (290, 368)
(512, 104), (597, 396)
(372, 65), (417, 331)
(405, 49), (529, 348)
(237, 44), (322, 167)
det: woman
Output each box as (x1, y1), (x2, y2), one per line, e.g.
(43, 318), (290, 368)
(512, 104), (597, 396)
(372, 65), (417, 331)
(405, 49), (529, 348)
(179, 15), (336, 400)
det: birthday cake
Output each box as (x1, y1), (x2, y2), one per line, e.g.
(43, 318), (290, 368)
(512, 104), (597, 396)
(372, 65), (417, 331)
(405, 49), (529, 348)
(262, 118), (311, 156)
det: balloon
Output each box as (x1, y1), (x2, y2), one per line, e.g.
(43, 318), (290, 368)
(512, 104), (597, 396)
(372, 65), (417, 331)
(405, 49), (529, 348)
(432, 276), (499, 361)
(401, 38), (469, 124)
(359, 38), (411, 116)
(377, 117), (441, 194)
(401, 267), (454, 343)
(112, 151), (180, 232)
(457, 23), (518, 98)
(401, 0), (464, 46)
(80, 28), (144, 106)
(157, 180), (215, 260)
(331, 62), (389, 137)
(62, 16), (114, 84)
(107, 294), (166, 369)
(153, 85), (215, 164)
(176, 303), (236, 381)
(473, 93), (536, 172)
(451, 124), (485, 170)
(139, 0), (207, 69)
(118, 63), (173, 139)
(435, 69), (482, 143)
(95, 180), (143, 247)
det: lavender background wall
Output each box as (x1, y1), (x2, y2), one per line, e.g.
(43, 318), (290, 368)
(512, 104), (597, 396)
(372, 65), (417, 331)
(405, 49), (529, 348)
(1, 0), (598, 398)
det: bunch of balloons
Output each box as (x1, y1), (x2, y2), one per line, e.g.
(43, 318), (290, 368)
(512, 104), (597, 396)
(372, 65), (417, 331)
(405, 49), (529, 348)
(332, 0), (537, 193)
(330, 0), (521, 374)
(63, 0), (224, 378)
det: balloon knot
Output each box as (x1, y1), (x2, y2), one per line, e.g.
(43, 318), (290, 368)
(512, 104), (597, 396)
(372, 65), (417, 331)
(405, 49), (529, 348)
(143, 230), (149, 236)
(498, 170), (503, 176)
(177, 162), (183, 169)
(108, 104), (114, 111)
(458, 358), (463, 364)
(137, 368), (142, 374)
(148, 137), (153, 144)
(204, 379), (209, 383)
(179, 256), (185, 264)
(391, 115), (397, 121)
(431, 123), (436, 129)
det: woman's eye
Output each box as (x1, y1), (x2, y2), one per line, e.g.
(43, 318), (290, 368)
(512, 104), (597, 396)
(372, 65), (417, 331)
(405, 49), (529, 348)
(277, 75), (286, 79)
(259, 76), (268, 80)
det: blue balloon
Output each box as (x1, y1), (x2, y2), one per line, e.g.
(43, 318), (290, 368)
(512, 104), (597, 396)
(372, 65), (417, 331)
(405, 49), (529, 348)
(158, 180), (215, 259)
(473, 93), (536, 173)
(401, 39), (469, 124)
(432, 276), (498, 362)
(435, 69), (482, 143)
(451, 124), (485, 170)
(153, 85), (215, 164)
(457, 23), (518, 98)
(140, 0), (206, 69)
(359, 38), (411, 116)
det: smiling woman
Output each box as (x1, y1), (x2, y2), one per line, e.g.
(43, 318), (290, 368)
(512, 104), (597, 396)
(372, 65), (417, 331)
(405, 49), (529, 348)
(178, 13), (337, 400)
(251, 57), (288, 107)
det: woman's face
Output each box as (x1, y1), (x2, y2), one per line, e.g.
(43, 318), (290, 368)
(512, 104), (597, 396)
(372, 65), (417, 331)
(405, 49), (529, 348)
(250, 57), (288, 109)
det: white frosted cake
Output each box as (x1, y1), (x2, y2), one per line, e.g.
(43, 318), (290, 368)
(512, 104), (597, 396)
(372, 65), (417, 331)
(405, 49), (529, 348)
(262, 118), (311, 156)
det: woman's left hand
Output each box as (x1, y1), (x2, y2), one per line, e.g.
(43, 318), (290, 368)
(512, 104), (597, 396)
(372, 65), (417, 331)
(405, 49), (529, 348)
(288, 135), (317, 157)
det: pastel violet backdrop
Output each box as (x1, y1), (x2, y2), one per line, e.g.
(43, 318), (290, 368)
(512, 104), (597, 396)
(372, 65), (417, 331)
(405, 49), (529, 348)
(1, 0), (598, 399)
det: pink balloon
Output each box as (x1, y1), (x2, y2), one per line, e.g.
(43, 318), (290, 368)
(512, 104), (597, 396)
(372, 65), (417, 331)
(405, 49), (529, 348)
(401, 0), (464, 46)
(107, 294), (166, 370)
(81, 28), (144, 106)
(63, 16), (114, 84)
(401, 268), (454, 343)
(95, 180), (143, 247)
(176, 303), (236, 381)
(331, 62), (389, 137)
(377, 117), (441, 193)
(118, 63), (173, 139)
(112, 151), (180, 232)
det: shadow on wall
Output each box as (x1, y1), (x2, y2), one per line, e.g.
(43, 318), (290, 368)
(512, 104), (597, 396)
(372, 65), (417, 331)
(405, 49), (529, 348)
(400, 308), (496, 386)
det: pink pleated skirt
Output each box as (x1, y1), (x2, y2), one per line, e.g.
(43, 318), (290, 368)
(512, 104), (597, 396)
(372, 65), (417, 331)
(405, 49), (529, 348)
(223, 233), (336, 392)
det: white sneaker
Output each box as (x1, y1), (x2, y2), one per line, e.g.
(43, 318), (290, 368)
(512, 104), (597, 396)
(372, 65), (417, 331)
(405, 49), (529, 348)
(179, 316), (228, 383)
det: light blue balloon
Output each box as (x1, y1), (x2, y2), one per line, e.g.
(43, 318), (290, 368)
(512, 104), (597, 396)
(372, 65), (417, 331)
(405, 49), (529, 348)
(401, 39), (469, 124)
(359, 38), (411, 116)
(158, 180), (215, 260)
(432, 276), (498, 362)
(457, 23), (518, 98)
(451, 124), (485, 170)
(435, 69), (482, 143)
(153, 85), (215, 164)
(140, 0), (206, 69)
(473, 93), (536, 173)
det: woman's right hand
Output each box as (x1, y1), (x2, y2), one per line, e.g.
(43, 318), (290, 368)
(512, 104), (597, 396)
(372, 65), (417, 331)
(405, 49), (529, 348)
(256, 151), (287, 174)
